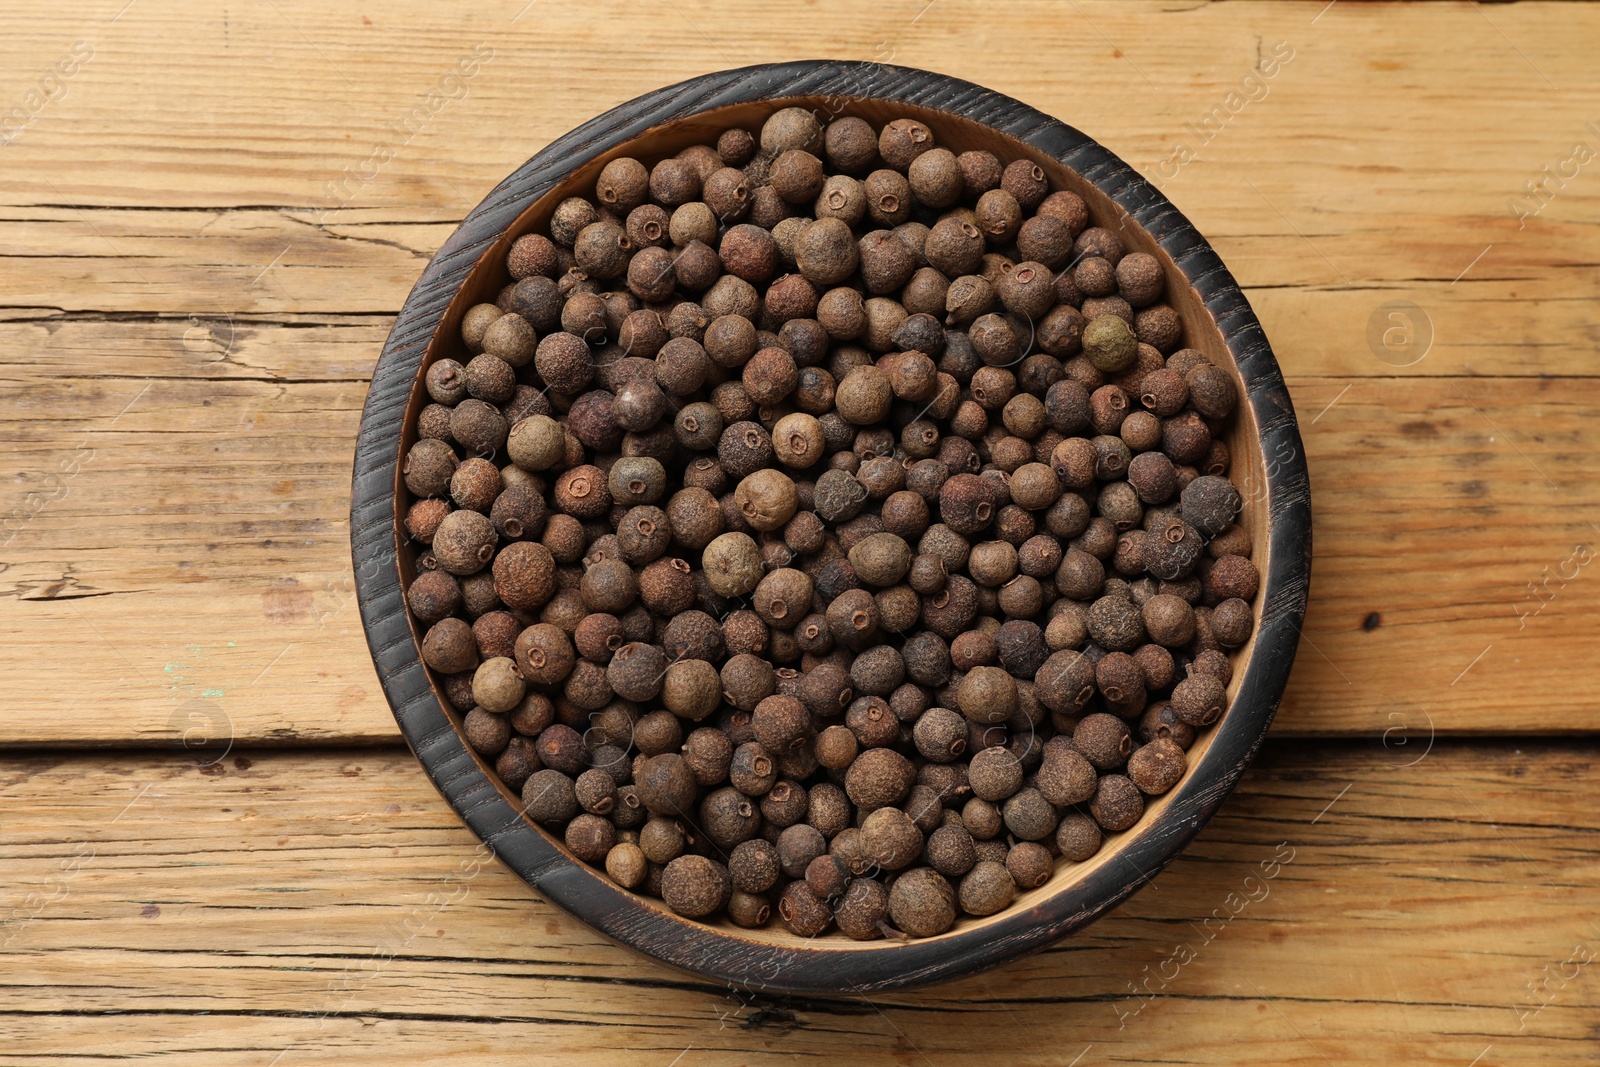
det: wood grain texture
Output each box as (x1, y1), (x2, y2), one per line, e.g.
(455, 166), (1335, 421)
(2, 0), (1595, 386)
(1, 742), (1595, 1062)
(4, 364), (1594, 745)
(0, 0), (1594, 1053)
(1, 0), (1596, 747)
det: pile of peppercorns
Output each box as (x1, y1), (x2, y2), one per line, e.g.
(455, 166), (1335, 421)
(401, 107), (1259, 940)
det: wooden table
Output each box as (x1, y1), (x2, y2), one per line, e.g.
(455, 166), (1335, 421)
(3, 1), (1596, 1061)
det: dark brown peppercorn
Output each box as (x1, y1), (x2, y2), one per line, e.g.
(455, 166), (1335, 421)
(462, 707), (510, 757)
(959, 860), (1017, 917)
(496, 736), (541, 793)
(845, 747), (914, 811)
(564, 813), (616, 864)
(407, 569), (460, 623)
(1181, 475), (1243, 539)
(507, 233), (559, 280)
(781, 215), (855, 286)
(1161, 410), (1212, 466)
(700, 786), (761, 850)
(716, 127), (756, 166)
(522, 768), (578, 825)
(830, 877), (887, 940)
(861, 807), (924, 871)
(1005, 841), (1052, 891)
(967, 746), (1024, 802)
(998, 783), (1062, 844)
(905, 146), (961, 207)
(925, 823), (978, 878)
(1016, 214), (1075, 269)
(595, 157), (649, 212)
(719, 223), (780, 284)
(662, 855), (732, 919)
(1127, 737), (1187, 796)
(403, 439), (459, 500)
(1035, 745), (1097, 807)
(1142, 593), (1197, 648)
(648, 156), (701, 207)
(860, 168), (911, 228)
(1000, 159), (1049, 210)
(767, 147), (824, 203)
(888, 867), (956, 938)
(639, 819), (686, 865)
(1144, 519), (1204, 581)
(951, 148), (1000, 197)
(1172, 673), (1227, 727)
(1186, 362), (1238, 419)
(636, 753), (697, 816)
(534, 723), (585, 776)
(1086, 593), (1146, 652)
(1074, 712), (1133, 771)
(761, 779), (809, 829)
(1204, 553), (1260, 604)
(777, 823), (828, 880)
(773, 878), (830, 936)
(422, 614), (476, 671)
(956, 665), (1017, 726)
(729, 838), (781, 894)
(489, 483), (548, 543)
(813, 115), (875, 172)
(726, 739), (776, 797)
(1056, 811), (1103, 861)
(752, 693), (814, 753)
(912, 707), (969, 763)
(1036, 649), (1096, 714)
(1210, 597), (1254, 648)
(1089, 774), (1144, 832)
(432, 510), (498, 576)
(878, 117), (934, 170)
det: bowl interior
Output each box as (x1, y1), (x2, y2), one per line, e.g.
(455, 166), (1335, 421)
(393, 95), (1270, 950)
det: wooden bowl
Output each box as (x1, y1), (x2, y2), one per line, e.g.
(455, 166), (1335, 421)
(351, 60), (1312, 995)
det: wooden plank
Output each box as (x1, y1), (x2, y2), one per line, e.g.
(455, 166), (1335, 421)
(0, 310), (387, 383)
(0, 0), (1595, 746)
(2, 368), (1594, 746)
(0, 0), (1594, 376)
(0, 742), (1594, 1063)
(0, 202), (1591, 376)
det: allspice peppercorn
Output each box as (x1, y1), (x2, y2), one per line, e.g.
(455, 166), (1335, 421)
(636, 753), (697, 816)
(888, 867), (956, 937)
(1006, 842), (1052, 891)
(1089, 774), (1144, 832)
(1082, 315), (1138, 373)
(957, 666), (1017, 725)
(1056, 812), (1103, 862)
(834, 877), (890, 940)
(845, 747), (914, 811)
(959, 860), (1017, 917)
(861, 807), (924, 870)
(661, 855), (733, 919)
(1127, 738), (1187, 796)
(967, 747), (1024, 802)
(522, 768), (578, 826)
(1073, 712), (1132, 771)
(1171, 673), (1227, 727)
(401, 111), (1265, 938)
(605, 842), (648, 889)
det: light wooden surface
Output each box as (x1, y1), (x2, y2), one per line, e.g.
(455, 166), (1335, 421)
(4, 744), (1597, 1063)
(0, 0), (1596, 1060)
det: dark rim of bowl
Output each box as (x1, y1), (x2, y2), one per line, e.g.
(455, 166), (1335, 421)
(350, 59), (1312, 995)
